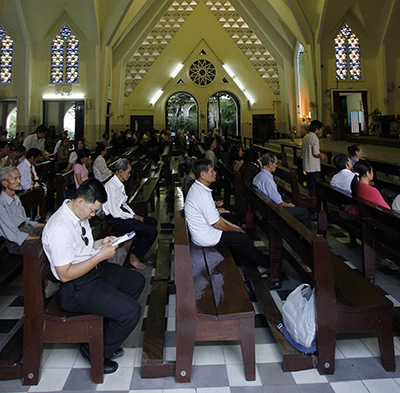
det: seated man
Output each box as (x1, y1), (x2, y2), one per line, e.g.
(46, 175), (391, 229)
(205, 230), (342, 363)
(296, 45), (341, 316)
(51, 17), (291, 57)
(17, 148), (41, 190)
(23, 124), (49, 161)
(0, 166), (44, 255)
(0, 140), (18, 169)
(330, 153), (354, 196)
(185, 159), (269, 274)
(102, 158), (158, 269)
(253, 153), (311, 229)
(42, 178), (145, 374)
(93, 143), (113, 183)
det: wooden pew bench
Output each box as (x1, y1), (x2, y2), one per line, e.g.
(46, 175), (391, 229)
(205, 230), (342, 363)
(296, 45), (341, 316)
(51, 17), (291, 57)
(252, 144), (289, 168)
(55, 169), (75, 209)
(174, 188), (255, 383)
(245, 185), (395, 374)
(316, 181), (362, 247)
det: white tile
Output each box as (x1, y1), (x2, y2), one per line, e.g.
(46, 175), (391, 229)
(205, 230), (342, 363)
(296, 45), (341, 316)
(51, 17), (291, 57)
(42, 348), (78, 368)
(291, 368), (328, 384)
(386, 295), (400, 307)
(335, 345), (345, 359)
(226, 363), (262, 387)
(252, 302), (262, 315)
(194, 345), (225, 365)
(134, 348), (143, 367)
(197, 388), (231, 393)
(165, 346), (176, 362)
(117, 347), (137, 368)
(28, 368), (70, 392)
(0, 306), (23, 319)
(363, 378), (400, 393)
(97, 366), (134, 391)
(361, 337), (381, 357)
(336, 338), (373, 358)
(255, 343), (283, 363)
(167, 316), (176, 331)
(331, 380), (369, 393)
(223, 344), (242, 364)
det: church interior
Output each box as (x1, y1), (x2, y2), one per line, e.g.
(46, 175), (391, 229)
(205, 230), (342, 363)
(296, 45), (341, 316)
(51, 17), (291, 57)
(1, 0), (400, 392)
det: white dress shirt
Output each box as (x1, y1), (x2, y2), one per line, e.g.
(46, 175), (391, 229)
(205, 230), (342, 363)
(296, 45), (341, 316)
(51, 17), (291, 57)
(252, 168), (282, 204)
(42, 200), (94, 281)
(102, 175), (135, 219)
(184, 180), (222, 247)
(23, 134), (45, 152)
(17, 158), (38, 190)
(330, 169), (354, 196)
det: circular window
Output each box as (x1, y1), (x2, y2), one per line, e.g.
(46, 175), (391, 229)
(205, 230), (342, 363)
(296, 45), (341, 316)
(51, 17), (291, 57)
(189, 59), (216, 86)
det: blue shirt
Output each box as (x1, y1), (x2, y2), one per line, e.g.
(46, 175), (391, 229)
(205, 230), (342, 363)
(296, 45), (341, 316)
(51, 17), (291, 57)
(252, 168), (283, 204)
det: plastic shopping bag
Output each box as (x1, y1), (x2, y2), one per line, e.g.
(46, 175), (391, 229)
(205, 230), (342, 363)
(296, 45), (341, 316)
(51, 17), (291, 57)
(281, 283), (316, 348)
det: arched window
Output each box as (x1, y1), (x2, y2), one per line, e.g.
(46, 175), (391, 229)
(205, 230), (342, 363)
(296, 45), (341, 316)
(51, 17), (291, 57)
(0, 26), (13, 83)
(51, 24), (79, 84)
(335, 23), (361, 81)
(166, 92), (198, 135)
(208, 92), (240, 138)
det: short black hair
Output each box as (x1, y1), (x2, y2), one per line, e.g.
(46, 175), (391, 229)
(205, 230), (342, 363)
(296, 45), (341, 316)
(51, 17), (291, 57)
(260, 153), (277, 167)
(14, 145), (26, 154)
(35, 124), (47, 134)
(26, 148), (41, 160)
(333, 153), (350, 170)
(193, 159), (213, 180)
(73, 178), (107, 204)
(0, 140), (9, 149)
(205, 137), (216, 150)
(77, 147), (91, 165)
(347, 144), (361, 157)
(95, 143), (107, 156)
(243, 148), (259, 164)
(309, 120), (323, 132)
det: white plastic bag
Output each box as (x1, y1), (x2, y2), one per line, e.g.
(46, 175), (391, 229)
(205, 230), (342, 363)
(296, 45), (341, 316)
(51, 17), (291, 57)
(282, 283), (316, 348)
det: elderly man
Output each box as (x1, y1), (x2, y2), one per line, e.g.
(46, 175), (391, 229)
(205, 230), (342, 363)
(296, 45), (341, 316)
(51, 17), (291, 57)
(0, 166), (44, 255)
(102, 158), (158, 269)
(185, 159), (269, 274)
(253, 153), (311, 229)
(42, 178), (145, 374)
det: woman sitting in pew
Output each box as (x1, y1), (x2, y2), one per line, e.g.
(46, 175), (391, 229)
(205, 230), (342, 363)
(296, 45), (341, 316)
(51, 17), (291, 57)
(93, 143), (113, 183)
(73, 148), (91, 188)
(351, 160), (390, 209)
(0, 166), (44, 255)
(348, 144), (364, 166)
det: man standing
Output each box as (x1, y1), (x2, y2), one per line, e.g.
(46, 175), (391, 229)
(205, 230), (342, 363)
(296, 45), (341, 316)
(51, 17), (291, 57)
(23, 124), (49, 161)
(302, 120), (325, 196)
(17, 148), (41, 190)
(253, 153), (311, 229)
(42, 178), (145, 374)
(330, 153), (354, 196)
(185, 159), (269, 274)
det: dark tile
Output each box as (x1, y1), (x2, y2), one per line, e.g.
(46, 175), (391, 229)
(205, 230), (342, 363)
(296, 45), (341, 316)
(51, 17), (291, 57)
(63, 368), (95, 390)
(260, 386), (301, 393)
(255, 326), (275, 344)
(374, 285), (389, 295)
(257, 363), (296, 386)
(0, 286), (24, 296)
(164, 330), (177, 347)
(0, 319), (19, 333)
(255, 314), (268, 328)
(347, 357), (398, 379)
(9, 296), (24, 307)
(0, 378), (29, 391)
(277, 289), (292, 301)
(325, 358), (362, 382)
(130, 366), (165, 389)
(192, 364), (229, 387)
(230, 387), (265, 393)
(298, 383), (335, 393)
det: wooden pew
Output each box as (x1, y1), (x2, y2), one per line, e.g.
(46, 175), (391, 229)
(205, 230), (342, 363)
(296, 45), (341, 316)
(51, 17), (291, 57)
(174, 188), (255, 383)
(243, 137), (265, 148)
(281, 142), (333, 165)
(252, 144), (289, 168)
(55, 169), (75, 209)
(22, 240), (104, 385)
(245, 185), (395, 374)
(162, 144), (173, 189)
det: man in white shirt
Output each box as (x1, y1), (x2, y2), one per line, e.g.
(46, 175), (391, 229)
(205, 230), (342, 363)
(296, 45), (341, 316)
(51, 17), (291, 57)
(185, 159), (269, 274)
(17, 148), (41, 190)
(102, 158), (158, 269)
(23, 124), (49, 161)
(330, 153), (354, 196)
(42, 178), (145, 374)
(93, 143), (113, 183)
(302, 120), (326, 196)
(252, 153), (311, 229)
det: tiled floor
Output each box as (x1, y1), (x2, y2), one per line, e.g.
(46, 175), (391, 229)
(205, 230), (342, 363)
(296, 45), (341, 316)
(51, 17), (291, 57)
(2, 164), (400, 392)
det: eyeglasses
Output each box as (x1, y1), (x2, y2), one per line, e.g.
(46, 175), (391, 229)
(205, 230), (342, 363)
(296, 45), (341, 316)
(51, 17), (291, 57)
(81, 225), (89, 246)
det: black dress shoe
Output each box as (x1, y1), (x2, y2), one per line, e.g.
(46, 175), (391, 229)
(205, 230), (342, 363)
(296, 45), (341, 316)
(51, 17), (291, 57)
(79, 343), (90, 361)
(103, 358), (118, 374)
(111, 347), (124, 359)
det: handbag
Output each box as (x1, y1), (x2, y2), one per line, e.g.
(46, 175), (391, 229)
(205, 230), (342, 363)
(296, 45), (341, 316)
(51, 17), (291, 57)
(281, 283), (317, 349)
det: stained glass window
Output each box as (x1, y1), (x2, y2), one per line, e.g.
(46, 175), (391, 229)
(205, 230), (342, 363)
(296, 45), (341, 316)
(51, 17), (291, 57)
(335, 24), (361, 81)
(51, 24), (79, 83)
(0, 26), (13, 83)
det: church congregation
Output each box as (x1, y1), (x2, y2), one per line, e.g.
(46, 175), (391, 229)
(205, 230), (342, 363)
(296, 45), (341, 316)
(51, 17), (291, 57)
(1, 1), (400, 392)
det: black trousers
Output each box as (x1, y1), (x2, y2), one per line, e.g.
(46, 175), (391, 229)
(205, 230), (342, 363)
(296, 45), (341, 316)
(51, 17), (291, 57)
(284, 206), (312, 229)
(305, 171), (321, 195)
(59, 262), (145, 359)
(109, 214), (158, 259)
(217, 231), (269, 268)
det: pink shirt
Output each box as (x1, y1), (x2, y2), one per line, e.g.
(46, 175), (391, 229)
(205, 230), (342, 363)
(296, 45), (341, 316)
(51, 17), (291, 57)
(357, 182), (390, 209)
(74, 163), (88, 188)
